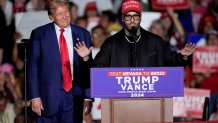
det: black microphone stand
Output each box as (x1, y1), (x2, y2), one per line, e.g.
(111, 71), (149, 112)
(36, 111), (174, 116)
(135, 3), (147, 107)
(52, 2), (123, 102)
(129, 27), (138, 67)
(21, 39), (30, 123)
(132, 34), (137, 67)
(202, 97), (210, 121)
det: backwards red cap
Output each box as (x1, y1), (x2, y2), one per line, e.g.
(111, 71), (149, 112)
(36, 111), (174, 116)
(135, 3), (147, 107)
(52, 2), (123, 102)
(121, 0), (142, 14)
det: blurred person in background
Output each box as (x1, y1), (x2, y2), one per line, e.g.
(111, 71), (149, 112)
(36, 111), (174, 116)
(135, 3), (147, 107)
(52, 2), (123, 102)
(0, 63), (18, 103)
(201, 0), (218, 25)
(189, 0), (207, 33)
(206, 30), (218, 45)
(13, 0), (26, 13)
(91, 25), (107, 58)
(209, 98), (218, 121)
(198, 30), (218, 94)
(160, 7), (185, 51)
(0, 0), (16, 66)
(83, 1), (99, 32)
(0, 91), (16, 123)
(75, 16), (88, 29)
(69, 1), (78, 24)
(99, 10), (122, 35)
(189, 73), (207, 88)
(198, 15), (218, 35)
(187, 30), (218, 87)
(149, 19), (166, 40)
(0, 0), (13, 26)
(189, 30), (218, 90)
(0, 0), (25, 76)
(196, 15), (218, 46)
(13, 72), (31, 123)
(0, 6), (6, 64)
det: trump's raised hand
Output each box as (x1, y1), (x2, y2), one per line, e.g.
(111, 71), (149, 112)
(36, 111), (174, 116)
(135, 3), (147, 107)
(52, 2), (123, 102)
(74, 41), (93, 61)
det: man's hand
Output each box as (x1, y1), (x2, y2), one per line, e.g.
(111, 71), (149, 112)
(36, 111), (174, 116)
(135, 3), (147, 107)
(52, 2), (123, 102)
(83, 100), (93, 116)
(74, 41), (93, 61)
(179, 43), (196, 57)
(31, 98), (44, 116)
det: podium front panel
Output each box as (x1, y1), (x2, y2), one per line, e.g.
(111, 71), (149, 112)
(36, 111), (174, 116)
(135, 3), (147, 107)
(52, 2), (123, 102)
(102, 98), (173, 123)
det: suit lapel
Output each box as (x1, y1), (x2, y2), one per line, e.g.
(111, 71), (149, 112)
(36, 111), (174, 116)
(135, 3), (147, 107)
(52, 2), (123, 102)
(71, 25), (80, 65)
(48, 23), (62, 72)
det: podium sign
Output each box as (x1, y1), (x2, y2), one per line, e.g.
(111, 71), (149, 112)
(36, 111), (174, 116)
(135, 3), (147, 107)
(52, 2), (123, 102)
(91, 67), (184, 98)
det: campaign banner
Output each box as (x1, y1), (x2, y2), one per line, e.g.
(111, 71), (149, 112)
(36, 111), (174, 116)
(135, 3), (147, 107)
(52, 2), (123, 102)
(193, 46), (218, 73)
(173, 88), (210, 119)
(151, 0), (189, 10)
(91, 67), (184, 98)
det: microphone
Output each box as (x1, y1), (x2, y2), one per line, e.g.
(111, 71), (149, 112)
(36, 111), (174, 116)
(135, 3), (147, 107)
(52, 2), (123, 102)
(129, 26), (138, 37)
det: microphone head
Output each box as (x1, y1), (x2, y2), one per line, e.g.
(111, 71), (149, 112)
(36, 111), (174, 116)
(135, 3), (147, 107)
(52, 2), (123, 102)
(129, 26), (138, 36)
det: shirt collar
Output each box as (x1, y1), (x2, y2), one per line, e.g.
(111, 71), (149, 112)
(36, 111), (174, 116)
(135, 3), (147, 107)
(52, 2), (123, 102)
(54, 23), (71, 33)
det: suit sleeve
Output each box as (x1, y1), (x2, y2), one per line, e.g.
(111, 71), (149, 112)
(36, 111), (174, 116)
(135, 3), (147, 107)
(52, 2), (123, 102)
(27, 29), (41, 100)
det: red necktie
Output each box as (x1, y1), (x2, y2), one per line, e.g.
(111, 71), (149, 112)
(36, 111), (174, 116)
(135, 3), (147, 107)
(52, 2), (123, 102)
(59, 29), (72, 92)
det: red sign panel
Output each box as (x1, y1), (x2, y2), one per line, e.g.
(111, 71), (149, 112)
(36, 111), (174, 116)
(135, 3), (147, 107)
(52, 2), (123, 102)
(173, 88), (210, 119)
(151, 0), (189, 10)
(193, 46), (218, 73)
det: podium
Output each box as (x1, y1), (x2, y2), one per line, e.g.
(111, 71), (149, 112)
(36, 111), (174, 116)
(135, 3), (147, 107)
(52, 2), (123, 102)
(91, 67), (184, 123)
(101, 98), (172, 123)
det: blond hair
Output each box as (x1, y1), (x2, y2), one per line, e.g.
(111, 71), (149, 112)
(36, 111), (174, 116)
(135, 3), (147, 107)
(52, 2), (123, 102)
(48, 0), (69, 15)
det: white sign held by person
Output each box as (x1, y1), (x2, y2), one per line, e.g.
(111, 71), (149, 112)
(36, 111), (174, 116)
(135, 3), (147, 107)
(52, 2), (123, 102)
(173, 88), (210, 119)
(193, 46), (218, 73)
(15, 11), (52, 43)
(140, 12), (161, 30)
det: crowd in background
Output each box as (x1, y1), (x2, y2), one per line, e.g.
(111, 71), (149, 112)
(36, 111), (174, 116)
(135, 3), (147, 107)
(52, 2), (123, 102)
(0, 0), (218, 123)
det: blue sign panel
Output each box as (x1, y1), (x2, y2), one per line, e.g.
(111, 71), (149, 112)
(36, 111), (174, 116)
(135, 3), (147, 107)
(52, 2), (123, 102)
(91, 67), (184, 98)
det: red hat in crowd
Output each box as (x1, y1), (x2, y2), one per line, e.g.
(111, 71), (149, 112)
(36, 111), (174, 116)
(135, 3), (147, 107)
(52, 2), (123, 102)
(202, 15), (216, 24)
(85, 2), (97, 11)
(121, 0), (142, 14)
(160, 12), (170, 19)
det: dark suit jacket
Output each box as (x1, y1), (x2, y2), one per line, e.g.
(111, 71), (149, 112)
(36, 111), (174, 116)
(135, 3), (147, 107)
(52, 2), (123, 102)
(27, 22), (92, 117)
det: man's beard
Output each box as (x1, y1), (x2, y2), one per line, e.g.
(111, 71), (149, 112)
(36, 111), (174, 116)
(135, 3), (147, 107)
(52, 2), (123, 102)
(126, 25), (139, 36)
